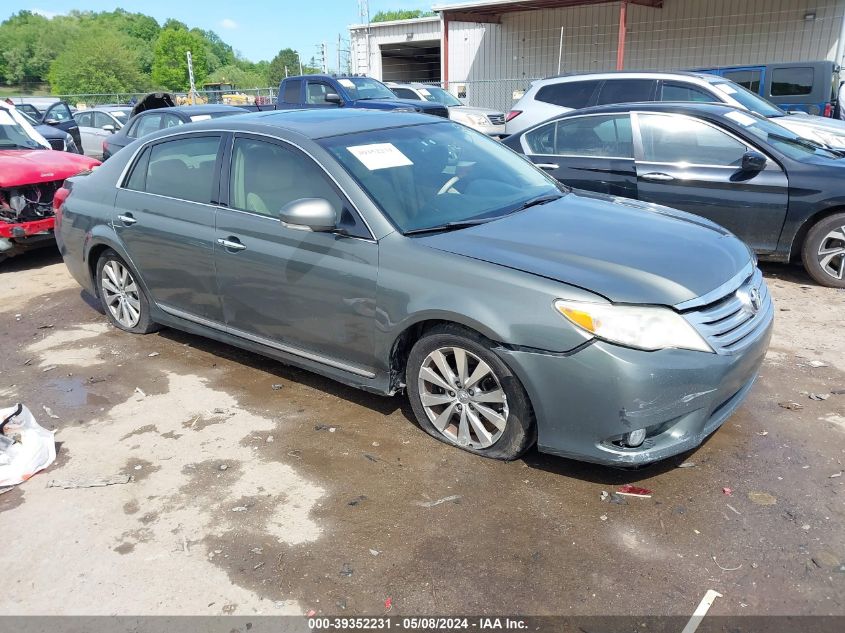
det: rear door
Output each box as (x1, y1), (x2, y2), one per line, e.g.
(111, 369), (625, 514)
(73, 112), (99, 157)
(632, 111), (788, 252)
(113, 134), (225, 322)
(42, 102), (80, 147)
(520, 113), (637, 198)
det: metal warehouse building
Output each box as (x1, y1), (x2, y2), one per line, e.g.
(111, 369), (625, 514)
(350, 0), (845, 110)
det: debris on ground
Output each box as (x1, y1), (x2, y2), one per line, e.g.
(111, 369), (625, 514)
(134, 387), (146, 398)
(757, 431), (769, 436)
(726, 504), (741, 516)
(41, 405), (59, 420)
(722, 487), (733, 496)
(41, 365), (57, 372)
(416, 494), (461, 508)
(362, 453), (379, 463)
(616, 484), (652, 498)
(314, 424), (336, 432)
(806, 360), (829, 368)
(600, 514), (608, 521)
(307, 609), (317, 617)
(347, 495), (367, 507)
(778, 401), (803, 410)
(369, 549), (380, 556)
(47, 474), (131, 489)
(219, 464), (228, 471)
(231, 506), (247, 512)
(384, 597), (393, 612)
(678, 461), (696, 468)
(271, 384), (283, 391)
(1, 404), (57, 488)
(830, 472), (842, 478)
(340, 562), (353, 577)
(266, 435), (274, 443)
(147, 352), (159, 357)
(747, 491), (777, 506)
(600, 490), (609, 501)
(683, 589), (722, 633)
(809, 393), (830, 401)
(712, 556), (742, 572)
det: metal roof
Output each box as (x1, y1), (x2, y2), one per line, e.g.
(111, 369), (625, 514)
(433, 0), (662, 22)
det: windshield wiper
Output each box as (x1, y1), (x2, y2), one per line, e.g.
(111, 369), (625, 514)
(403, 217), (495, 235)
(505, 193), (563, 214)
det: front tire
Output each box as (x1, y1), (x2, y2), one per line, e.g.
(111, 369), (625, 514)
(95, 249), (159, 334)
(406, 325), (535, 460)
(802, 213), (845, 288)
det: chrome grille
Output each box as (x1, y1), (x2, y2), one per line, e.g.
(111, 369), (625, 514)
(684, 268), (773, 354)
(486, 113), (506, 125)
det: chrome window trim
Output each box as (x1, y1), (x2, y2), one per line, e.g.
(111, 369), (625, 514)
(115, 128), (376, 241)
(519, 111), (634, 160)
(158, 303), (375, 378)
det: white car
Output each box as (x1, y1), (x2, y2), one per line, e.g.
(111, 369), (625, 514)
(72, 107), (132, 159)
(387, 82), (506, 136)
(505, 71), (845, 150)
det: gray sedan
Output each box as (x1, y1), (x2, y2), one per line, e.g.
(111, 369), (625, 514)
(54, 110), (772, 466)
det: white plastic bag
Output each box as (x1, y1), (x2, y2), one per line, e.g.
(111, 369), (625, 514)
(0, 404), (56, 487)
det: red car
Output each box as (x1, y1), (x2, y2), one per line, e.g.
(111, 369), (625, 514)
(0, 103), (100, 263)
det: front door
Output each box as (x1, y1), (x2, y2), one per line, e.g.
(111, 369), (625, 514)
(521, 113), (638, 198)
(214, 135), (378, 374)
(113, 133), (224, 322)
(632, 112), (788, 252)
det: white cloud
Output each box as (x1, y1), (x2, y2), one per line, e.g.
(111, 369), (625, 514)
(220, 18), (238, 29)
(31, 8), (62, 18)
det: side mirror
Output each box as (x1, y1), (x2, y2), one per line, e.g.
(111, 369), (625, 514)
(325, 92), (342, 105)
(279, 198), (337, 232)
(741, 151), (767, 172)
(102, 124), (116, 133)
(44, 118), (60, 126)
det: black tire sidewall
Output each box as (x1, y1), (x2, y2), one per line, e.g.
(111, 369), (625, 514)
(802, 213), (845, 288)
(406, 326), (535, 460)
(95, 249), (158, 334)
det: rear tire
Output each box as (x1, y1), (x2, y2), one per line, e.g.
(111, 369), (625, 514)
(95, 249), (159, 334)
(406, 324), (535, 461)
(802, 213), (845, 288)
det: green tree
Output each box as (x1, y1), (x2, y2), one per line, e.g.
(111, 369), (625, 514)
(208, 63), (267, 89)
(152, 28), (209, 90)
(267, 48), (319, 85)
(0, 11), (75, 84)
(371, 9), (434, 22)
(48, 30), (147, 94)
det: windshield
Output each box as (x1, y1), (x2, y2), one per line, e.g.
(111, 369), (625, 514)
(711, 81), (785, 118)
(0, 106), (49, 150)
(418, 86), (463, 107)
(337, 77), (397, 100)
(723, 109), (840, 160)
(320, 121), (562, 233)
(109, 110), (130, 125)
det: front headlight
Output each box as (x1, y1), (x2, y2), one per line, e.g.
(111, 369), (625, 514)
(453, 112), (489, 127)
(554, 300), (713, 353)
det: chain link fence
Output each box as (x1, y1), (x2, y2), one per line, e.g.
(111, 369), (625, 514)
(50, 87), (278, 109)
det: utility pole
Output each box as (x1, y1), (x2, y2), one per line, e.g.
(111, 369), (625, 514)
(359, 0), (370, 75)
(337, 33), (341, 75)
(321, 42), (328, 73)
(186, 50), (197, 105)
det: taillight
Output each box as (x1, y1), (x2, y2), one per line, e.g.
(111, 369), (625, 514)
(53, 186), (70, 212)
(505, 110), (522, 122)
(824, 102), (833, 117)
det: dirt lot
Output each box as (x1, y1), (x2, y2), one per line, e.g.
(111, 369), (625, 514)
(1, 249), (844, 618)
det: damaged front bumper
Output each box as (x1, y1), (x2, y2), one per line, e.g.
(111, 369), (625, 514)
(497, 312), (773, 467)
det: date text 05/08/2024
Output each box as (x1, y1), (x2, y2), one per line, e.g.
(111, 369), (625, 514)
(308, 617), (528, 630)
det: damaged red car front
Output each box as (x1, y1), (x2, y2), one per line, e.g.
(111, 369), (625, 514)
(0, 103), (100, 263)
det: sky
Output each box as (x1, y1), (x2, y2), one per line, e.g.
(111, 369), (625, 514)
(1, 0), (451, 64)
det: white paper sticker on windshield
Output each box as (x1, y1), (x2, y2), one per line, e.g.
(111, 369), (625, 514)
(714, 83), (737, 95)
(339, 78), (355, 89)
(347, 143), (413, 170)
(190, 114), (212, 122)
(109, 111), (125, 116)
(0, 111), (14, 125)
(418, 88), (431, 96)
(724, 111), (756, 126)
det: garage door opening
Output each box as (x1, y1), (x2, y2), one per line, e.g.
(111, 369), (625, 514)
(380, 40), (441, 83)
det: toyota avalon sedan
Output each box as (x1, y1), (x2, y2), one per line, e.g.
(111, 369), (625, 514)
(54, 109), (772, 466)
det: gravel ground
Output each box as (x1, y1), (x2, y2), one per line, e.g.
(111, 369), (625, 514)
(1, 250), (843, 618)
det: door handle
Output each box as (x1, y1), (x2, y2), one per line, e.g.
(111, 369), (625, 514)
(640, 172), (675, 182)
(117, 214), (137, 226)
(534, 163), (559, 170)
(217, 237), (246, 251)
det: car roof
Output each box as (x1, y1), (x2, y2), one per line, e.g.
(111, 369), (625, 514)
(174, 108), (442, 140)
(158, 104), (246, 115)
(558, 101), (739, 116)
(536, 70), (723, 84)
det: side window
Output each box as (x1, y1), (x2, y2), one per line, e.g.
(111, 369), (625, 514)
(143, 136), (221, 203)
(525, 115), (632, 157)
(229, 137), (354, 227)
(75, 112), (93, 127)
(771, 67), (814, 96)
(45, 103), (73, 122)
(723, 70), (762, 93)
(134, 114), (163, 138)
(595, 79), (656, 106)
(92, 112), (112, 128)
(124, 146), (151, 191)
(392, 88), (420, 100)
(661, 82), (716, 102)
(306, 81), (336, 104)
(283, 79), (302, 104)
(638, 113), (748, 166)
(161, 113), (183, 129)
(535, 80), (601, 108)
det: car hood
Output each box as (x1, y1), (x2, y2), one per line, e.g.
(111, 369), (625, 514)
(364, 98), (445, 112)
(775, 114), (845, 147)
(450, 105), (504, 117)
(0, 149), (100, 187)
(415, 191), (751, 306)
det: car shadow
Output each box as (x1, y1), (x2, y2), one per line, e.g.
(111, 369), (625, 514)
(0, 248), (62, 273)
(758, 261), (813, 285)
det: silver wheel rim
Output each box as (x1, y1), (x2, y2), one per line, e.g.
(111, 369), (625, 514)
(417, 346), (509, 449)
(101, 260), (141, 328)
(818, 225), (845, 280)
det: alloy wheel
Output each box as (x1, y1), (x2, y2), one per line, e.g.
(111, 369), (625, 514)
(101, 260), (142, 328)
(417, 346), (509, 449)
(817, 225), (845, 281)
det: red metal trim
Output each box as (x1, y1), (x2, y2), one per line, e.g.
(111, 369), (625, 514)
(0, 217), (55, 238)
(616, 0), (628, 71)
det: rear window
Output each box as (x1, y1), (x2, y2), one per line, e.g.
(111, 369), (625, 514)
(723, 70), (762, 93)
(535, 80), (601, 109)
(283, 79), (302, 104)
(141, 136), (221, 203)
(595, 79), (655, 105)
(771, 67), (814, 96)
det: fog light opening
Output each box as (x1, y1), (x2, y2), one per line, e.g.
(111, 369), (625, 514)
(625, 428), (647, 448)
